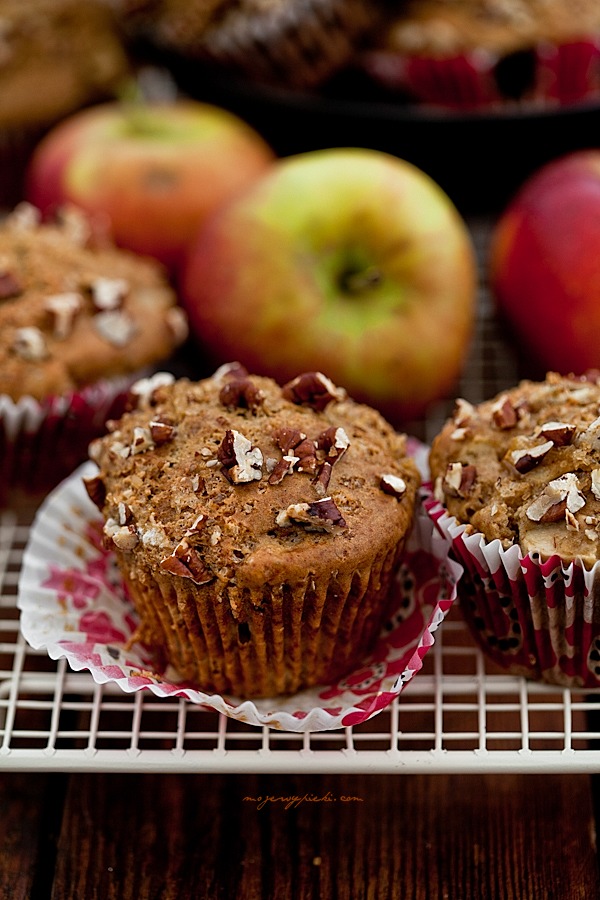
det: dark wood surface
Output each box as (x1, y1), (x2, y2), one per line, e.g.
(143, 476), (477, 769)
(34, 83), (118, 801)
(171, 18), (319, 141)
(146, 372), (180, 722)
(1, 771), (598, 898)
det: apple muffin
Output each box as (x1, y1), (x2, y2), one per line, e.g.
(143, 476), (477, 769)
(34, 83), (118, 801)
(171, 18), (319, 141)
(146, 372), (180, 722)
(427, 371), (600, 686)
(86, 364), (420, 698)
(0, 202), (188, 501)
(360, 0), (600, 109)
(120, 0), (384, 90)
(0, 0), (130, 205)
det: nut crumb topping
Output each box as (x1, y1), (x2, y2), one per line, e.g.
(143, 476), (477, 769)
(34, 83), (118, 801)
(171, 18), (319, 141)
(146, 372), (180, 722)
(217, 429), (263, 483)
(526, 473), (586, 523)
(282, 372), (346, 411)
(276, 497), (347, 532)
(159, 540), (213, 584)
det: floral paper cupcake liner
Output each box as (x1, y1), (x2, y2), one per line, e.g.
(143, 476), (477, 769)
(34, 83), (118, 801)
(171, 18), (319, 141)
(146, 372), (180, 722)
(17, 446), (461, 733)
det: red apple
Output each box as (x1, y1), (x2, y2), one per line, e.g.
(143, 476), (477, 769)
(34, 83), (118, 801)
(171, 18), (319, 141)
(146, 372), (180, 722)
(490, 150), (600, 375)
(180, 147), (477, 423)
(25, 100), (275, 274)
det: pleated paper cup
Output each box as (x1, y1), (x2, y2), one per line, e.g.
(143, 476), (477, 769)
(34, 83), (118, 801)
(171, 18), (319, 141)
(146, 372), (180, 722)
(425, 490), (600, 687)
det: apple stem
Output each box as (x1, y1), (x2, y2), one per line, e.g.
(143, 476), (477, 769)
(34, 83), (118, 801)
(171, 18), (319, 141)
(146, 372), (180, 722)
(341, 266), (383, 294)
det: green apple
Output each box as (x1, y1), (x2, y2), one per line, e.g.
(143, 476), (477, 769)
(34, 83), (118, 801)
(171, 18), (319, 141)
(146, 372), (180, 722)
(25, 100), (275, 274)
(180, 147), (477, 422)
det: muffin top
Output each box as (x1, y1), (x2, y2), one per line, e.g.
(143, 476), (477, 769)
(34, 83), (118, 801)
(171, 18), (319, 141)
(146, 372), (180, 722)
(429, 372), (600, 564)
(377, 0), (600, 57)
(0, 204), (188, 401)
(87, 365), (420, 591)
(0, 0), (129, 127)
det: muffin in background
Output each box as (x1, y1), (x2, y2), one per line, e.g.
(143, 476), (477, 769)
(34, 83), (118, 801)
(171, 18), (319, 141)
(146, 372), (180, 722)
(120, 0), (384, 90)
(0, 202), (188, 503)
(427, 371), (600, 687)
(86, 365), (420, 698)
(0, 0), (131, 205)
(360, 0), (600, 109)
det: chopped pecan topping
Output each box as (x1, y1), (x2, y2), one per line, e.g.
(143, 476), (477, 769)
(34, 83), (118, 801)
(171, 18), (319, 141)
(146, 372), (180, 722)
(577, 416), (600, 450)
(165, 307), (189, 344)
(93, 310), (137, 347)
(82, 475), (106, 509)
(131, 426), (155, 455)
(282, 372), (346, 411)
(510, 440), (554, 474)
(442, 462), (477, 497)
(453, 397), (476, 427)
(526, 473), (586, 523)
(273, 427), (307, 454)
(90, 277), (128, 311)
(217, 429), (263, 483)
(491, 396), (518, 429)
(111, 524), (139, 551)
(128, 372), (175, 409)
(219, 376), (264, 411)
(317, 426), (350, 462)
(212, 361), (249, 384)
(313, 462), (332, 496)
(12, 326), (48, 361)
(380, 474), (407, 498)
(149, 418), (176, 445)
(0, 268), (22, 300)
(276, 497), (347, 532)
(44, 292), (82, 339)
(117, 502), (134, 525)
(159, 541), (213, 584)
(537, 421), (577, 446)
(184, 514), (207, 536)
(268, 455), (299, 485)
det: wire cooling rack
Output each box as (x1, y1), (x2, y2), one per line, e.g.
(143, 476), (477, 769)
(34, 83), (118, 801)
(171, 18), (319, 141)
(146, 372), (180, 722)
(4, 218), (600, 774)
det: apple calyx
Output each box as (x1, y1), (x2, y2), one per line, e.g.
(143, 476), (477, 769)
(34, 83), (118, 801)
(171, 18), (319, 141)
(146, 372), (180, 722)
(339, 264), (383, 295)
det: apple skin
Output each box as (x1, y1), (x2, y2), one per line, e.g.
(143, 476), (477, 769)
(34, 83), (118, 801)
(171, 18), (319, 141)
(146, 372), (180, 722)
(490, 151), (600, 376)
(180, 148), (477, 423)
(25, 100), (275, 274)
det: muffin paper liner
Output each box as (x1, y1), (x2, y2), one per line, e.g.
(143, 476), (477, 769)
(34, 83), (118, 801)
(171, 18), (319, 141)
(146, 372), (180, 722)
(424, 491), (600, 687)
(0, 374), (142, 506)
(361, 38), (600, 109)
(17, 441), (460, 732)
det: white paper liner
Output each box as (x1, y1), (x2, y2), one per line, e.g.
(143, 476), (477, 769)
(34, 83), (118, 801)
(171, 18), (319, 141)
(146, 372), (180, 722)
(17, 443), (461, 732)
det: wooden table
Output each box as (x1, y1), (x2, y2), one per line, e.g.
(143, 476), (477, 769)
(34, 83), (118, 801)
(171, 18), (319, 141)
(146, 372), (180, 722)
(2, 771), (598, 897)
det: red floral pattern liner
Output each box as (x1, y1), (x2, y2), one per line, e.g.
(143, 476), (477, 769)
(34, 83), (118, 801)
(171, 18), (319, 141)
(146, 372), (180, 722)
(424, 491), (600, 688)
(362, 38), (600, 110)
(17, 443), (461, 733)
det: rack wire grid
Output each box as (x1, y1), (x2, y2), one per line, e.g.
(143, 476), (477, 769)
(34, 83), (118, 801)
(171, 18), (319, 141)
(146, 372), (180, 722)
(4, 218), (600, 775)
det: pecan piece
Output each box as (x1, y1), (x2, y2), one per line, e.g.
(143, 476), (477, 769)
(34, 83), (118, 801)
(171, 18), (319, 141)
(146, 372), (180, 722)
(491, 396), (518, 429)
(219, 376), (264, 411)
(442, 462), (477, 497)
(268, 455), (299, 485)
(282, 372), (346, 411)
(316, 426), (350, 462)
(149, 418), (176, 445)
(217, 429), (263, 483)
(93, 310), (137, 347)
(510, 441), (554, 474)
(380, 474), (407, 499)
(12, 326), (48, 361)
(90, 277), (128, 311)
(276, 497), (347, 532)
(160, 540), (213, 585)
(273, 427), (307, 454)
(44, 292), (82, 340)
(313, 462), (333, 496)
(526, 473), (585, 522)
(83, 475), (106, 509)
(537, 421), (577, 446)
(0, 269), (22, 300)
(127, 372), (175, 410)
(111, 525), (139, 551)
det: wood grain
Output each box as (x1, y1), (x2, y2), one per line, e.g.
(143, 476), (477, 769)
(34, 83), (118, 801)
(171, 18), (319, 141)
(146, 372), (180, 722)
(41, 772), (598, 899)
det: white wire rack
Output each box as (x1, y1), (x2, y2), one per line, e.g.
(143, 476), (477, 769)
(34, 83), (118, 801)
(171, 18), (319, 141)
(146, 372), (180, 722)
(4, 218), (600, 773)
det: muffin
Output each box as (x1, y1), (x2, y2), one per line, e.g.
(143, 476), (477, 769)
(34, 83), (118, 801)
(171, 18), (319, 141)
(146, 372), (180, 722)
(360, 0), (600, 109)
(0, 0), (131, 205)
(0, 202), (188, 501)
(427, 371), (600, 686)
(121, 0), (383, 90)
(85, 364), (420, 698)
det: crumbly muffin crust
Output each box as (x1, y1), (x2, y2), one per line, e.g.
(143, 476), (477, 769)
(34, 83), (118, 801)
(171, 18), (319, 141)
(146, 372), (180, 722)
(429, 372), (600, 565)
(0, 204), (187, 401)
(378, 0), (600, 57)
(87, 366), (420, 695)
(0, 0), (129, 128)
